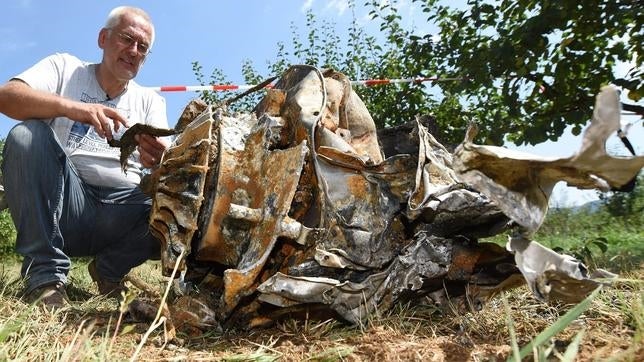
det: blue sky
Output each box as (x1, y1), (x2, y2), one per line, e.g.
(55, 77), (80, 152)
(1, 0), (397, 130)
(1, 0), (641, 206)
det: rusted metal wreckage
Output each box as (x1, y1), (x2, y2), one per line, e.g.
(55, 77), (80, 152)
(125, 65), (643, 332)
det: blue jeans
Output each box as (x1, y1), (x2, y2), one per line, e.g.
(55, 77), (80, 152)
(1, 121), (159, 294)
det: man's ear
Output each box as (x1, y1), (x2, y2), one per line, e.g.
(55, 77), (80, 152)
(98, 28), (108, 49)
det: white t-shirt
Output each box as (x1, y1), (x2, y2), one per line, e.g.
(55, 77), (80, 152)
(14, 52), (168, 187)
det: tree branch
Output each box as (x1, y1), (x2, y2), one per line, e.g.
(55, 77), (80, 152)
(621, 103), (644, 117)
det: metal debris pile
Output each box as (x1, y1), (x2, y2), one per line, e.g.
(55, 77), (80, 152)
(133, 65), (643, 332)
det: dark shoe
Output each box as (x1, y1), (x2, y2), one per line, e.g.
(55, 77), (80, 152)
(24, 282), (70, 310)
(88, 260), (128, 298)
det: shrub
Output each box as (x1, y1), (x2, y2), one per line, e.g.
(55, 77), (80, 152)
(0, 210), (15, 257)
(0, 139), (17, 257)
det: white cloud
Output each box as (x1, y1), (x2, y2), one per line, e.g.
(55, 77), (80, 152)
(301, 0), (314, 13)
(0, 28), (36, 52)
(0, 40), (37, 53)
(357, 13), (372, 26)
(303, 0), (350, 16)
(324, 0), (349, 16)
(18, 0), (32, 8)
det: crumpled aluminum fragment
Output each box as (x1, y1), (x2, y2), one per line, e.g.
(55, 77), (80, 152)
(449, 85), (641, 303)
(507, 234), (616, 303)
(453, 85), (644, 234)
(140, 66), (640, 331)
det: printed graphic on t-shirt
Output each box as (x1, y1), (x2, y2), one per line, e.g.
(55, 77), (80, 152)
(67, 92), (131, 155)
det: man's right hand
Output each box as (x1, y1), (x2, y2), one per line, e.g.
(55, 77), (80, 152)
(66, 102), (130, 140)
(0, 80), (130, 140)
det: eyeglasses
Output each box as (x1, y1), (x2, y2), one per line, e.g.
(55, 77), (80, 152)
(111, 30), (151, 56)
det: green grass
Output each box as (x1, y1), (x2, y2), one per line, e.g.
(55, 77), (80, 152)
(483, 203), (643, 273)
(506, 287), (601, 362)
(0, 191), (641, 360)
(536, 207), (643, 272)
(0, 260), (642, 360)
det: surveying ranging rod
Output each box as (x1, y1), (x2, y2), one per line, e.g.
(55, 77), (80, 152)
(148, 76), (465, 92)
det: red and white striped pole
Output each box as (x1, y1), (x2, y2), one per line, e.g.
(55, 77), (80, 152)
(148, 76), (465, 92)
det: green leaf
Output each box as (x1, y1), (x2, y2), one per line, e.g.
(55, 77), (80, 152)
(561, 329), (585, 362)
(0, 320), (21, 343)
(503, 294), (521, 362)
(560, 37), (573, 50)
(591, 239), (608, 254)
(307, 346), (354, 361)
(507, 287), (601, 362)
(627, 90), (641, 102)
(119, 324), (136, 336)
(223, 352), (279, 362)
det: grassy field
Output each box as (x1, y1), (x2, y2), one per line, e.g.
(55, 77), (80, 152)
(0, 206), (642, 361)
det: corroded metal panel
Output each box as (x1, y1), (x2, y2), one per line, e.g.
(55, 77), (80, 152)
(148, 108), (214, 275)
(133, 67), (641, 333)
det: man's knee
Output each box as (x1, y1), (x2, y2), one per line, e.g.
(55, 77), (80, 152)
(5, 121), (53, 155)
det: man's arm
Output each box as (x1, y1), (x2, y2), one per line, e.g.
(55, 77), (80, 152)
(0, 80), (129, 140)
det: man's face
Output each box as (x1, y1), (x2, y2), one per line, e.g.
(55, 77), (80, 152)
(99, 13), (154, 81)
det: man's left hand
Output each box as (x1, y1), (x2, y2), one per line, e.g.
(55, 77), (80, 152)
(136, 134), (169, 168)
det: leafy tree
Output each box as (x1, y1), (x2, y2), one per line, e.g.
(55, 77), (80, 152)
(599, 172), (644, 217)
(193, 1), (449, 136)
(191, 61), (230, 106)
(192, 0), (642, 147)
(417, 0), (643, 145)
(191, 59), (266, 114)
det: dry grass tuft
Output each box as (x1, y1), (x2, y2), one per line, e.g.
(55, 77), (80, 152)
(0, 260), (641, 361)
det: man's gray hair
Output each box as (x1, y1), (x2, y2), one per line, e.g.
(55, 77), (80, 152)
(105, 6), (155, 46)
